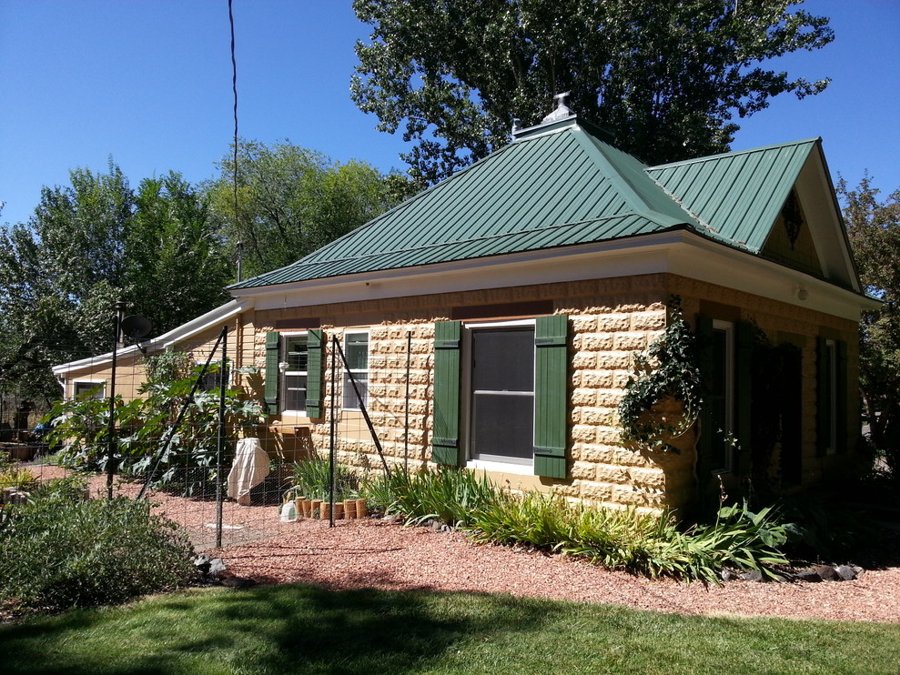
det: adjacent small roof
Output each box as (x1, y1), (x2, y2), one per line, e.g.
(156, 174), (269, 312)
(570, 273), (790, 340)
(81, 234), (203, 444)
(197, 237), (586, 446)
(646, 139), (819, 252)
(229, 110), (852, 293)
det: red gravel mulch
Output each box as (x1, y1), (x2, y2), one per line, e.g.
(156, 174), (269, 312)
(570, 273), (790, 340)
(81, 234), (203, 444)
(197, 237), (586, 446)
(29, 464), (900, 624)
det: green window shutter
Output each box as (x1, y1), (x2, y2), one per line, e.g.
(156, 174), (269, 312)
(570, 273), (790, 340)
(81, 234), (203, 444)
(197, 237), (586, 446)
(533, 314), (568, 479)
(836, 340), (848, 453)
(432, 321), (462, 466)
(816, 336), (830, 456)
(305, 329), (324, 419)
(264, 331), (280, 415)
(695, 316), (714, 474)
(734, 321), (753, 476)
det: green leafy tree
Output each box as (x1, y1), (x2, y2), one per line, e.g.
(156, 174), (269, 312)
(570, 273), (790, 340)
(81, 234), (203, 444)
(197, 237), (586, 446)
(207, 140), (411, 280)
(0, 165), (231, 404)
(125, 173), (229, 334)
(352, 0), (833, 183)
(839, 175), (900, 478)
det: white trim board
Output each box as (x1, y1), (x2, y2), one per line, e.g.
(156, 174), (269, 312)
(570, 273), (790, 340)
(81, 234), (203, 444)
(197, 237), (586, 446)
(236, 230), (875, 322)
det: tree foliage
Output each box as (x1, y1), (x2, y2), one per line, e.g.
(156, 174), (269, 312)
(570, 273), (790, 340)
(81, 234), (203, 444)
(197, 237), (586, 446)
(839, 175), (900, 476)
(0, 164), (230, 404)
(352, 0), (833, 183)
(207, 140), (412, 281)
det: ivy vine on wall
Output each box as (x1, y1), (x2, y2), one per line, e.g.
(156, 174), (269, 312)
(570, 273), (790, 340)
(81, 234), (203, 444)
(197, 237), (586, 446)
(618, 297), (703, 451)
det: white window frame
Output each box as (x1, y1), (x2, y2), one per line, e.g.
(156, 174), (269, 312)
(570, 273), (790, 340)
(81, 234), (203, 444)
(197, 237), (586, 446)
(712, 319), (735, 473)
(280, 331), (308, 416)
(342, 330), (370, 411)
(461, 318), (537, 473)
(72, 380), (106, 400)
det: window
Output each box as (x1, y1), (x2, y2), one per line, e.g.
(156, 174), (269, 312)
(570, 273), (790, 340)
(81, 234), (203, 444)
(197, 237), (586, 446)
(199, 364), (229, 392)
(73, 381), (105, 400)
(816, 336), (847, 456)
(342, 332), (369, 410)
(709, 320), (735, 472)
(432, 316), (567, 478)
(281, 333), (308, 414)
(465, 322), (535, 466)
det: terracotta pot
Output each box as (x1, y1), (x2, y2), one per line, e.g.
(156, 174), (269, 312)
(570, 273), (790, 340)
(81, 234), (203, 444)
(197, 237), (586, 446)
(311, 499), (323, 519)
(355, 498), (368, 518)
(334, 503), (344, 520)
(343, 499), (357, 519)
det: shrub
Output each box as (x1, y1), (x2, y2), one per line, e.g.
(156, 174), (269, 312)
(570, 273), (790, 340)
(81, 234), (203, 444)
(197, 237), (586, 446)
(0, 495), (196, 611)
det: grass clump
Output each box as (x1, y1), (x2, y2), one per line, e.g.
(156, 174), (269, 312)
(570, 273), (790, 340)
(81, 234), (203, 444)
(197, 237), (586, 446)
(364, 466), (495, 527)
(0, 494), (196, 612)
(290, 454), (360, 501)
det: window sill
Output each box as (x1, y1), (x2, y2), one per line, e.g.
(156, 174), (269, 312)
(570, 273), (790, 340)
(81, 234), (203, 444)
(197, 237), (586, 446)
(466, 458), (533, 476)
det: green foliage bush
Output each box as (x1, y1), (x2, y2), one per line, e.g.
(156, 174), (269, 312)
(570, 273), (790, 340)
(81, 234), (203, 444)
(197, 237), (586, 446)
(366, 468), (790, 582)
(0, 495), (196, 611)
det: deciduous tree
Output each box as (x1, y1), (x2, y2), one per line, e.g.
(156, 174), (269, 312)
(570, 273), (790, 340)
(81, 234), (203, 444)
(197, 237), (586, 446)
(352, 0), (833, 183)
(839, 175), (900, 478)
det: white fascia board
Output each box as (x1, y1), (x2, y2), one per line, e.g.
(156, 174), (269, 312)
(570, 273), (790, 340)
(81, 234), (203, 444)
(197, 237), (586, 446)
(52, 345), (143, 376)
(233, 230), (876, 322)
(233, 231), (682, 310)
(160, 300), (248, 349)
(51, 300), (251, 375)
(668, 235), (879, 321)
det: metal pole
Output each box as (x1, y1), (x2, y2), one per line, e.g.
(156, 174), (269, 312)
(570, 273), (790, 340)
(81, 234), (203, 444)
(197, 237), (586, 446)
(215, 325), (229, 548)
(404, 330), (411, 475)
(329, 335), (336, 528)
(106, 300), (125, 501)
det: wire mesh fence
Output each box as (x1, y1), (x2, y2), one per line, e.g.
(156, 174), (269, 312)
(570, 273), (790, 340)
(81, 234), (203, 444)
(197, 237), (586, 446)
(7, 325), (417, 553)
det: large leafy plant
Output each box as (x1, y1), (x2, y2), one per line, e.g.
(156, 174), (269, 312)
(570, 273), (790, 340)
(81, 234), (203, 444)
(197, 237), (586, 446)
(45, 353), (263, 486)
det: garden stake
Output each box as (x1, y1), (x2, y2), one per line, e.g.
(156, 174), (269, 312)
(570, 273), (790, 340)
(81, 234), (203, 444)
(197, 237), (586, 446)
(215, 325), (228, 548)
(329, 335), (336, 528)
(106, 300), (125, 501)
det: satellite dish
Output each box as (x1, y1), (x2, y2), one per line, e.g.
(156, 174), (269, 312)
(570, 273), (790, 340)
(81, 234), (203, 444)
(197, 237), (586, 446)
(121, 315), (153, 340)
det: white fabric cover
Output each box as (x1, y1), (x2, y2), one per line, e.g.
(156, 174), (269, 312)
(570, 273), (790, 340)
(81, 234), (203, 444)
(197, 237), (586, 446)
(227, 437), (270, 504)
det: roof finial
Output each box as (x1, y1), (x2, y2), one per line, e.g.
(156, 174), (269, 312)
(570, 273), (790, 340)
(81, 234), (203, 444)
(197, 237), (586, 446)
(541, 92), (574, 124)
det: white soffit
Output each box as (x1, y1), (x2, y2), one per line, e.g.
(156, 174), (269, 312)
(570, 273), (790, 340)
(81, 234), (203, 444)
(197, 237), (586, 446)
(242, 230), (874, 321)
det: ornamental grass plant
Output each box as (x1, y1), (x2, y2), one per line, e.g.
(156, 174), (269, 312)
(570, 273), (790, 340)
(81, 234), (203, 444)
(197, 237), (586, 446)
(366, 467), (790, 582)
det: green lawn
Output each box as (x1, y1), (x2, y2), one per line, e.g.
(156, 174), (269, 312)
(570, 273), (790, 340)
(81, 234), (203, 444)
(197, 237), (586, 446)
(1, 584), (897, 674)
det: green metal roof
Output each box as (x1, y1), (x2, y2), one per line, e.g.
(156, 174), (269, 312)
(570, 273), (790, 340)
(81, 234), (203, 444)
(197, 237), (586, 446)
(229, 120), (815, 291)
(646, 139), (818, 253)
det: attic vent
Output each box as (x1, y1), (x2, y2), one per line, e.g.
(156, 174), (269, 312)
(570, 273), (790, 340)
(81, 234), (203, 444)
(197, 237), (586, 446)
(541, 92), (574, 124)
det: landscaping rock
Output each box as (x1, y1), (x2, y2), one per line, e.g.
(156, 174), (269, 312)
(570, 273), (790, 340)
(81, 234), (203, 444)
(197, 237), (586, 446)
(835, 565), (857, 581)
(720, 569), (738, 582)
(738, 570), (763, 582)
(193, 554), (212, 575)
(852, 565), (865, 578)
(815, 564), (839, 581)
(795, 568), (823, 582)
(207, 558), (227, 579)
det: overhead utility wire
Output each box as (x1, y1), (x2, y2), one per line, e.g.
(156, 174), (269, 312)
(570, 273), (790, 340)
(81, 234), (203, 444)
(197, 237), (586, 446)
(228, 0), (241, 281)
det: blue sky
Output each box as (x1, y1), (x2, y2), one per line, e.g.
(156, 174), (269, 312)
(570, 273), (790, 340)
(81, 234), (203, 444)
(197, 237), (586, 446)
(1, 0), (897, 228)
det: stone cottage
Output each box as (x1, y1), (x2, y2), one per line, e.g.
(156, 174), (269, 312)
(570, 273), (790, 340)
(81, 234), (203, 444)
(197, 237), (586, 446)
(54, 98), (876, 512)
